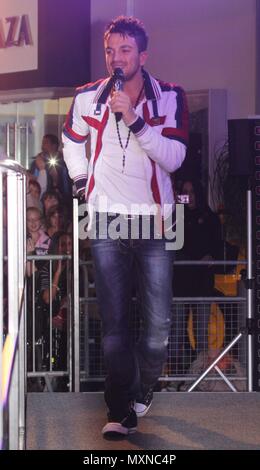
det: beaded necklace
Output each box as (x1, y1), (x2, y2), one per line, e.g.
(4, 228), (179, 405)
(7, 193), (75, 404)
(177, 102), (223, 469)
(115, 80), (145, 173)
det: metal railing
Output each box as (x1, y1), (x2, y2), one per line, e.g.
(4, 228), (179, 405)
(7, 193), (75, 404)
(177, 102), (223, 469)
(26, 254), (72, 392)
(25, 198), (80, 393)
(0, 160), (27, 450)
(78, 261), (248, 392)
(67, 199), (251, 393)
(24, 199), (251, 394)
(25, 255), (249, 392)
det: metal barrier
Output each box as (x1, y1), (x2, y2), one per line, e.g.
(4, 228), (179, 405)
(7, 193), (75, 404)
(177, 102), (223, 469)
(24, 199), (251, 394)
(78, 258), (248, 392)
(26, 254), (72, 392)
(26, 198), (80, 393)
(0, 160), (27, 450)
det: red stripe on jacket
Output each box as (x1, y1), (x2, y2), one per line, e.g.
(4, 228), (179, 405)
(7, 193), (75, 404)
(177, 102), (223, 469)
(162, 127), (188, 140)
(83, 108), (109, 199)
(64, 123), (88, 142)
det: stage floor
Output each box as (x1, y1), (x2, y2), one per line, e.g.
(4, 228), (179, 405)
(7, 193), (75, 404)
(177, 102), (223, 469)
(26, 391), (260, 450)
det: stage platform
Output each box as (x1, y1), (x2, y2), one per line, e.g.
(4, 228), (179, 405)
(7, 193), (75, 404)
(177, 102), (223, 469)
(26, 392), (260, 450)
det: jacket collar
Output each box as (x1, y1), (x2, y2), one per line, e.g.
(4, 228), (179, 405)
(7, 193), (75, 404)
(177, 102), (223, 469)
(95, 69), (162, 105)
(142, 69), (162, 101)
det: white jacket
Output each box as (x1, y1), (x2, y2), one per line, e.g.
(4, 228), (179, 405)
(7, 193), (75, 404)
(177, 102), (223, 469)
(62, 69), (189, 218)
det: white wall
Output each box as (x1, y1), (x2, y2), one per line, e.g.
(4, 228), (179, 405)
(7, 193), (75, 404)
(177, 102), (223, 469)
(91, 0), (256, 119)
(91, 0), (127, 80)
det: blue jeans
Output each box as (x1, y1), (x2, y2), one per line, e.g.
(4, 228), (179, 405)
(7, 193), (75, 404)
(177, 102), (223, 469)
(90, 215), (174, 416)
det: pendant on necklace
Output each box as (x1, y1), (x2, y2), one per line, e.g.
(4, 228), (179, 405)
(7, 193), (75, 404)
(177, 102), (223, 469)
(122, 154), (126, 173)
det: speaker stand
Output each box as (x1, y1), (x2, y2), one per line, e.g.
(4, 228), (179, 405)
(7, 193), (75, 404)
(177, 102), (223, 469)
(188, 187), (253, 392)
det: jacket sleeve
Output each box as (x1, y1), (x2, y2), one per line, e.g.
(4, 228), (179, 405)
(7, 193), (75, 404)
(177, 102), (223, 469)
(128, 86), (189, 173)
(62, 93), (89, 194)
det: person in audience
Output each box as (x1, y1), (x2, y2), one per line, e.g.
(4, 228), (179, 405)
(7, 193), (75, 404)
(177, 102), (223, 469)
(45, 206), (66, 239)
(26, 207), (51, 259)
(39, 231), (73, 390)
(41, 190), (62, 218)
(26, 207), (50, 390)
(26, 179), (42, 210)
(30, 134), (72, 204)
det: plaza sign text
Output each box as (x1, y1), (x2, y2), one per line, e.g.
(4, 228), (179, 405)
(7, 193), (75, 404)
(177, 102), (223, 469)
(0, 15), (33, 49)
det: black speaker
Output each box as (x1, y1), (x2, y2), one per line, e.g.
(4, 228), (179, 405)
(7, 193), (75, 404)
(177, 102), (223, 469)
(228, 118), (260, 176)
(230, 118), (260, 390)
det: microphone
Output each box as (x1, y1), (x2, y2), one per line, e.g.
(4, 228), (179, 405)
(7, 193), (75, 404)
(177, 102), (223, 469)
(112, 67), (125, 122)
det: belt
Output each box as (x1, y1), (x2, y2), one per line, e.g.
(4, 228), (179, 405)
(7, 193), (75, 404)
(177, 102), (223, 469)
(95, 212), (176, 239)
(98, 212), (156, 222)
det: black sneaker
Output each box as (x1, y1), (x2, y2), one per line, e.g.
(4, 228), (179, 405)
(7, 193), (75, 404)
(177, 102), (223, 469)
(102, 408), (137, 439)
(134, 388), (153, 417)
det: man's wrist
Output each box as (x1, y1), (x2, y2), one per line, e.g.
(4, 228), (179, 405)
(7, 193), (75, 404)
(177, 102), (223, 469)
(128, 116), (147, 135)
(73, 175), (87, 199)
(123, 110), (138, 127)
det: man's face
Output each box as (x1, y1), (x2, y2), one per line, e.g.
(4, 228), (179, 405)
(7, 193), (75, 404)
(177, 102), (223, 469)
(104, 33), (147, 81)
(41, 137), (52, 154)
(41, 137), (58, 156)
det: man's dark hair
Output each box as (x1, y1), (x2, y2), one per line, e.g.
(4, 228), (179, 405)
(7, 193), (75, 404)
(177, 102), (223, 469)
(104, 16), (148, 52)
(44, 134), (59, 150)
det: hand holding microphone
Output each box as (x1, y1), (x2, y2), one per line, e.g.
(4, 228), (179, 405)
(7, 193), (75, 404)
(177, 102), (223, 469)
(113, 68), (125, 122)
(110, 68), (138, 126)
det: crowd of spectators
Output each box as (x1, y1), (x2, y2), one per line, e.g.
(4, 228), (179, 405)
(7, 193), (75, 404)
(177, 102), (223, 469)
(26, 134), (73, 391)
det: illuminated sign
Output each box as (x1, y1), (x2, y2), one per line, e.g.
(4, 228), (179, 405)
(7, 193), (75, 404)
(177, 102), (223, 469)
(0, 15), (33, 48)
(0, 0), (38, 74)
(0, 0), (91, 90)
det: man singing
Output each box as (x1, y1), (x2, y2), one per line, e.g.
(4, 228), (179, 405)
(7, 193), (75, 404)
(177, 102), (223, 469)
(63, 15), (188, 439)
